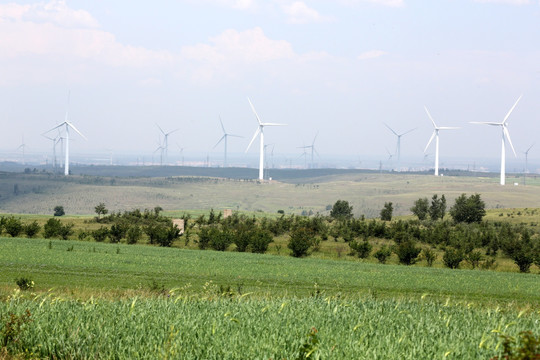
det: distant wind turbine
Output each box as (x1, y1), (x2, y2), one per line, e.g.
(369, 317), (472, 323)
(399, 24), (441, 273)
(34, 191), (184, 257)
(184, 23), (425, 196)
(423, 106), (460, 176)
(213, 116), (242, 168)
(43, 93), (87, 175)
(16, 135), (26, 164)
(522, 143), (534, 174)
(298, 132), (320, 169)
(42, 133), (61, 171)
(156, 124), (179, 165)
(471, 95), (522, 186)
(384, 123), (416, 167)
(245, 98), (286, 180)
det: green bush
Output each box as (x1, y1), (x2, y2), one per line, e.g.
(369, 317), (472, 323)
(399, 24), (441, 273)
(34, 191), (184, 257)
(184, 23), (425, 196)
(23, 221), (41, 238)
(250, 229), (273, 254)
(288, 227), (313, 257)
(209, 228), (233, 251)
(43, 218), (62, 238)
(513, 250), (534, 273)
(394, 240), (421, 265)
(349, 240), (372, 259)
(126, 225), (142, 245)
(53, 205), (65, 217)
(58, 223), (74, 240)
(422, 248), (437, 267)
(443, 248), (464, 269)
(92, 227), (110, 242)
(15, 277), (34, 291)
(4, 217), (23, 237)
(374, 246), (392, 264)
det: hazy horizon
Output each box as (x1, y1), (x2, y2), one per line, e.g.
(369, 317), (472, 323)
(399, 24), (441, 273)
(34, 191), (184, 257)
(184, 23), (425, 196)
(1, 0), (540, 173)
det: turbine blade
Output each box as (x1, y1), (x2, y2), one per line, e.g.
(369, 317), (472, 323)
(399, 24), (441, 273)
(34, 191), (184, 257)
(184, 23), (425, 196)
(155, 123), (166, 135)
(247, 98), (262, 125)
(67, 122), (87, 140)
(43, 122), (67, 135)
(261, 122), (286, 126)
(424, 106), (437, 128)
(504, 127), (517, 157)
(219, 116), (226, 134)
(245, 127), (260, 152)
(424, 131), (436, 153)
(167, 129), (180, 136)
(470, 121), (500, 126)
(438, 126), (460, 130)
(312, 131), (319, 146)
(503, 94), (522, 124)
(384, 123), (398, 136)
(401, 127), (417, 136)
(213, 135), (225, 149)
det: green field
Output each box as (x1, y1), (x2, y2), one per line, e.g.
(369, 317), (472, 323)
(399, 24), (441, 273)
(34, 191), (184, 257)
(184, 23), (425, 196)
(1, 237), (539, 359)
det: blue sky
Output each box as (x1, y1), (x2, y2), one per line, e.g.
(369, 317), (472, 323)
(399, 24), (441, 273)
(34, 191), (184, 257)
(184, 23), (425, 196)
(1, 0), (539, 169)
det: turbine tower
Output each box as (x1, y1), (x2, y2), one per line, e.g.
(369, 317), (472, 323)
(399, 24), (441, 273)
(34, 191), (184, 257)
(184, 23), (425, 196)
(245, 98), (286, 180)
(298, 132), (320, 169)
(42, 133), (61, 171)
(523, 143), (534, 174)
(213, 116), (242, 168)
(43, 93), (86, 176)
(423, 106), (459, 176)
(471, 95), (522, 186)
(156, 124), (179, 165)
(384, 123), (416, 168)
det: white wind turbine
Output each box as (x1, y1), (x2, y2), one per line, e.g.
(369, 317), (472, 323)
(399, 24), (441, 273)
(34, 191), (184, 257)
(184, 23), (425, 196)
(384, 123), (416, 169)
(16, 135), (27, 164)
(471, 95), (522, 186)
(43, 94), (86, 176)
(423, 106), (460, 176)
(156, 124), (179, 165)
(214, 116), (242, 168)
(299, 132), (320, 169)
(42, 133), (61, 171)
(523, 143), (534, 174)
(245, 98), (286, 180)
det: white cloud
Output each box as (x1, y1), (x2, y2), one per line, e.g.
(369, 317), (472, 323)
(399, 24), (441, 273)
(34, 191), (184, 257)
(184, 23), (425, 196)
(281, 2), (334, 24)
(357, 50), (387, 60)
(473, 0), (532, 4)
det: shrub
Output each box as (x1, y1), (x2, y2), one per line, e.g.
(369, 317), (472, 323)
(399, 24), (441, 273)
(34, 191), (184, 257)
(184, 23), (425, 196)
(513, 250), (534, 273)
(58, 223), (74, 240)
(443, 248), (464, 269)
(43, 218), (62, 238)
(288, 227), (313, 257)
(126, 225), (142, 244)
(349, 240), (372, 259)
(92, 227), (110, 242)
(250, 229), (273, 254)
(198, 226), (218, 250)
(422, 248), (437, 267)
(4, 217), (23, 237)
(330, 200), (353, 220)
(209, 228), (233, 251)
(466, 250), (483, 269)
(15, 277), (34, 291)
(449, 193), (485, 223)
(53, 205), (65, 217)
(373, 246), (392, 264)
(491, 331), (539, 360)
(109, 222), (129, 243)
(380, 202), (393, 221)
(411, 198), (429, 220)
(429, 194), (447, 221)
(394, 240), (421, 265)
(21, 221), (40, 238)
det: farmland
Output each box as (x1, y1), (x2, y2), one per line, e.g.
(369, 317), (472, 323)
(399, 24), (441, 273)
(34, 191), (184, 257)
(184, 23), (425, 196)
(1, 168), (539, 358)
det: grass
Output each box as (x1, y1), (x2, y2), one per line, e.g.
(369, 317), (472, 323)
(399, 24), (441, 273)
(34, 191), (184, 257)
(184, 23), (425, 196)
(1, 237), (539, 304)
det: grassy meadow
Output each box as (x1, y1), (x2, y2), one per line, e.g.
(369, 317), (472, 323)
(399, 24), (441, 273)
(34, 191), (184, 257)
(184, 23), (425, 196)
(1, 168), (539, 358)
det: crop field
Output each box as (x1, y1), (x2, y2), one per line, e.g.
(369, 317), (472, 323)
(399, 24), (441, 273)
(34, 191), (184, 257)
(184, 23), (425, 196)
(0, 237), (539, 359)
(2, 169), (540, 217)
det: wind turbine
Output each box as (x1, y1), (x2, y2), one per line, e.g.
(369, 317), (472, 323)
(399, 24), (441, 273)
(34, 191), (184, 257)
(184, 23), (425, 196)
(523, 143), (534, 174)
(16, 135), (26, 164)
(384, 123), (416, 168)
(471, 95), (522, 186)
(42, 133), (61, 171)
(423, 106), (460, 176)
(245, 98), (286, 180)
(213, 116), (242, 168)
(156, 124), (179, 165)
(299, 132), (320, 169)
(43, 93), (86, 176)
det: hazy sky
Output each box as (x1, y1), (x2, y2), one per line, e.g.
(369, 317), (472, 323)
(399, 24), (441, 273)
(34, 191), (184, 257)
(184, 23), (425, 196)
(1, 0), (540, 168)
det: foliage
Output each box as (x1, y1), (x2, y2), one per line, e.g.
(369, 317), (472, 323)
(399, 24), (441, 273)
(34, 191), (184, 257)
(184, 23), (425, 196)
(126, 225), (142, 245)
(0, 309), (32, 349)
(92, 226), (110, 242)
(23, 221), (41, 238)
(330, 200), (353, 220)
(250, 229), (273, 254)
(450, 193), (486, 223)
(43, 218), (62, 238)
(3, 216), (23, 237)
(288, 227), (314, 257)
(209, 227), (233, 251)
(373, 246), (392, 264)
(349, 240), (372, 258)
(411, 197), (429, 220)
(422, 248), (437, 267)
(467, 250), (483, 269)
(94, 202), (108, 220)
(429, 194), (447, 221)
(58, 223), (74, 240)
(15, 277), (34, 291)
(443, 248), (464, 269)
(492, 331), (540, 360)
(394, 240), (421, 265)
(513, 251), (535, 273)
(297, 327), (320, 360)
(380, 202), (393, 221)
(53, 205), (65, 217)
(109, 222), (129, 243)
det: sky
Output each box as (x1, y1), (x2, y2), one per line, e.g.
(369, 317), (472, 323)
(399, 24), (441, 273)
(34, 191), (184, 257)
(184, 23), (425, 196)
(1, 0), (540, 170)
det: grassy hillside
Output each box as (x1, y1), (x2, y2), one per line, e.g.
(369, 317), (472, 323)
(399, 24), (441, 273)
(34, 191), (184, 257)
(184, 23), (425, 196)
(1, 170), (540, 217)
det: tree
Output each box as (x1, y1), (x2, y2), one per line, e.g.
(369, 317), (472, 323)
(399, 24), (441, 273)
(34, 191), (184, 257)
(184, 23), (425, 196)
(94, 203), (108, 220)
(23, 221), (41, 238)
(411, 198), (429, 220)
(449, 193), (486, 223)
(288, 227), (313, 257)
(380, 202), (393, 221)
(429, 194), (446, 220)
(394, 240), (421, 265)
(4, 217), (23, 237)
(54, 206), (65, 217)
(330, 200), (353, 220)
(43, 218), (62, 238)
(443, 248), (464, 269)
